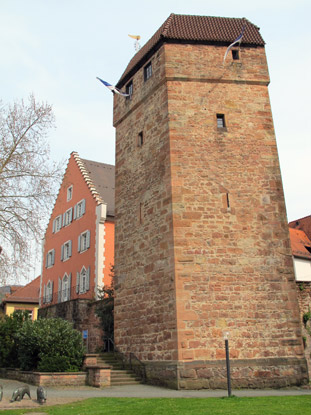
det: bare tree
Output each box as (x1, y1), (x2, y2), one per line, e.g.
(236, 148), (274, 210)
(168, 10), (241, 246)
(0, 95), (64, 284)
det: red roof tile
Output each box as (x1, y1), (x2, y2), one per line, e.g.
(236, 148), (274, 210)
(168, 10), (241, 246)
(117, 13), (265, 88)
(289, 215), (311, 241)
(289, 228), (311, 260)
(4, 276), (40, 304)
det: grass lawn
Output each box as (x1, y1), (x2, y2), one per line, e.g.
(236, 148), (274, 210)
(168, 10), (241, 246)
(1, 396), (311, 415)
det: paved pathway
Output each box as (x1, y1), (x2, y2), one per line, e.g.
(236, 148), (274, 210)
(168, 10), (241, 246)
(1, 378), (311, 410)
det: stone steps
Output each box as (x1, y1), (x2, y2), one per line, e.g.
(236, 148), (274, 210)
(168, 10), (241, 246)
(98, 353), (142, 386)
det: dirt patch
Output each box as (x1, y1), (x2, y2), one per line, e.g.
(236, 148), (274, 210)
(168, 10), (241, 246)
(0, 396), (84, 410)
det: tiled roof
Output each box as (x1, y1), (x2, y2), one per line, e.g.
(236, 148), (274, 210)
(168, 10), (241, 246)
(289, 228), (311, 260)
(3, 276), (40, 304)
(289, 215), (311, 241)
(117, 13), (265, 88)
(72, 153), (115, 216)
(80, 158), (115, 217)
(0, 285), (22, 302)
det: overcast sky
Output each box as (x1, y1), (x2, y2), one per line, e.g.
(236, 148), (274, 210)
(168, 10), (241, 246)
(1, 0), (310, 227)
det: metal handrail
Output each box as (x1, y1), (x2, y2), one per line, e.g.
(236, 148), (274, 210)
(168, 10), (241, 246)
(129, 352), (146, 382)
(103, 337), (146, 382)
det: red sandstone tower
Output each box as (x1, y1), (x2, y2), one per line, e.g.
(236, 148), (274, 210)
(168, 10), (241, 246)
(113, 14), (308, 388)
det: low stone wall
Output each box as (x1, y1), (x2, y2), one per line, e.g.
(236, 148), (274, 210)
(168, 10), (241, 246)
(1, 368), (87, 386)
(1, 365), (111, 388)
(87, 367), (111, 388)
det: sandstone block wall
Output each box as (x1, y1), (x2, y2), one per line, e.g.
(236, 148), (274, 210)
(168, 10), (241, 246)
(113, 41), (308, 388)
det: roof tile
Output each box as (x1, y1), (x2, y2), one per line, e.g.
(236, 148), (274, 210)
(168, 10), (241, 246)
(4, 276), (41, 304)
(117, 13), (265, 87)
(289, 228), (311, 260)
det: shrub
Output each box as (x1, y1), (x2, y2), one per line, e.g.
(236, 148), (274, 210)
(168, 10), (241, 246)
(17, 317), (84, 372)
(38, 355), (76, 372)
(0, 310), (30, 368)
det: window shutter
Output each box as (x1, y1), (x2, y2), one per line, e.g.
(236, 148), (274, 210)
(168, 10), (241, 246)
(69, 240), (72, 257)
(52, 219), (55, 233)
(69, 208), (73, 223)
(82, 199), (86, 215)
(62, 213), (66, 227)
(45, 253), (48, 268)
(52, 249), (55, 265)
(74, 204), (77, 220)
(58, 277), (62, 303)
(68, 273), (72, 300)
(86, 266), (90, 291)
(78, 235), (81, 252)
(86, 231), (90, 249)
(61, 244), (64, 261)
(43, 284), (46, 304)
(76, 272), (80, 294)
(51, 281), (54, 302)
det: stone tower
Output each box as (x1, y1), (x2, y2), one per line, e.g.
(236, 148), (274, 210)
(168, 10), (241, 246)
(113, 14), (308, 389)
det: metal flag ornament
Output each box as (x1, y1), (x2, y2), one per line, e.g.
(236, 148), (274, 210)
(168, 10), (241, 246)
(96, 78), (129, 97)
(128, 34), (141, 52)
(223, 25), (245, 63)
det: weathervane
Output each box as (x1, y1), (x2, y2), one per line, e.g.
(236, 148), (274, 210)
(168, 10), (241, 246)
(128, 34), (141, 52)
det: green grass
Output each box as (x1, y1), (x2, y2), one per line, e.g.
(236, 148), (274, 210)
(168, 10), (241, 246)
(1, 396), (311, 415)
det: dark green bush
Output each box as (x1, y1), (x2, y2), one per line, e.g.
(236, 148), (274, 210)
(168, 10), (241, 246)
(37, 355), (77, 372)
(0, 310), (30, 368)
(17, 317), (84, 372)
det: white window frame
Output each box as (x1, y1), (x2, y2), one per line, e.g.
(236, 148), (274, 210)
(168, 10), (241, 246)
(62, 273), (71, 302)
(63, 207), (73, 227)
(61, 240), (72, 261)
(78, 230), (90, 253)
(74, 199), (86, 220)
(53, 215), (62, 233)
(67, 185), (73, 201)
(76, 266), (90, 294)
(46, 249), (55, 268)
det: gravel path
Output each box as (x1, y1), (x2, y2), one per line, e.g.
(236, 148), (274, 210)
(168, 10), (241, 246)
(1, 378), (311, 410)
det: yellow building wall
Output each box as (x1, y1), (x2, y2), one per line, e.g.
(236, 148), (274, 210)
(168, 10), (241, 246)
(5, 303), (38, 320)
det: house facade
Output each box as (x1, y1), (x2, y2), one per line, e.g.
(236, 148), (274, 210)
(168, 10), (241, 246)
(39, 152), (114, 350)
(113, 14), (307, 388)
(1, 276), (40, 320)
(289, 227), (311, 283)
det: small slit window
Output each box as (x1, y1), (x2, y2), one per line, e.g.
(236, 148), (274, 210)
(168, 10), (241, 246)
(126, 81), (133, 99)
(232, 49), (240, 60)
(144, 62), (152, 81)
(217, 114), (226, 129)
(137, 131), (143, 147)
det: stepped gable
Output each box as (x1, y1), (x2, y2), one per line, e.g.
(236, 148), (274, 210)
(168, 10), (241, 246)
(117, 13), (265, 88)
(73, 153), (115, 217)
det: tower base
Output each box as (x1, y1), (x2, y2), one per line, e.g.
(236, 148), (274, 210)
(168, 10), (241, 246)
(143, 357), (309, 390)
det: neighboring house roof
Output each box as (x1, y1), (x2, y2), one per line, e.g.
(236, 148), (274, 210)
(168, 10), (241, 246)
(3, 276), (40, 304)
(0, 285), (23, 302)
(289, 215), (311, 241)
(72, 152), (115, 217)
(289, 228), (311, 260)
(117, 13), (265, 88)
